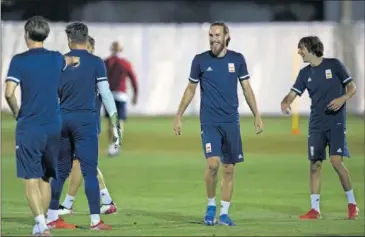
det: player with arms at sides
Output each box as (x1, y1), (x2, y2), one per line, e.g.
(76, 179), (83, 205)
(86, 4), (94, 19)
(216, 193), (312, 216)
(4, 16), (79, 236)
(280, 36), (359, 220)
(46, 23), (121, 230)
(58, 35), (117, 216)
(104, 41), (138, 157)
(173, 22), (264, 226)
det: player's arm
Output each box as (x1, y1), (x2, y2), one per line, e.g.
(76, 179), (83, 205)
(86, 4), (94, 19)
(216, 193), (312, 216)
(281, 70), (306, 114)
(4, 57), (21, 118)
(327, 59), (356, 111)
(237, 54), (261, 118)
(95, 58), (122, 146)
(56, 52), (80, 71)
(175, 55), (200, 118)
(126, 61), (138, 104)
(176, 82), (198, 118)
(335, 59), (356, 100)
(95, 59), (118, 125)
(239, 80), (260, 117)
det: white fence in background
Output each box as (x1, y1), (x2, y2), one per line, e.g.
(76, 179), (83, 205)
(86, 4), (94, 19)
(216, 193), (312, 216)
(1, 22), (364, 115)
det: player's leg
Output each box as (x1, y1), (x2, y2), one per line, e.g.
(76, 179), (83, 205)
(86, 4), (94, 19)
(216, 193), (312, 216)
(218, 123), (244, 226)
(108, 101), (125, 156)
(59, 158), (82, 215)
(47, 132), (77, 229)
(300, 132), (326, 219)
(75, 123), (112, 230)
(328, 127), (359, 219)
(201, 125), (222, 225)
(15, 130), (51, 236)
(98, 168), (117, 214)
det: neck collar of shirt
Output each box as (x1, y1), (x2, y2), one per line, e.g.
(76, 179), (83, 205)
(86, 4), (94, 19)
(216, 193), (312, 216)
(71, 49), (88, 53)
(28, 47), (45, 51)
(209, 50), (228, 59)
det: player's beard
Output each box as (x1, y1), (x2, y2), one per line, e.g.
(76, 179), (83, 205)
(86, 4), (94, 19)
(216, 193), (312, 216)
(210, 42), (224, 56)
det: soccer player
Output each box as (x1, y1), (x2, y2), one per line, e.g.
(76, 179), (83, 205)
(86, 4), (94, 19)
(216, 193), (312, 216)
(4, 16), (79, 236)
(104, 41), (138, 156)
(280, 36), (359, 220)
(58, 36), (117, 216)
(46, 23), (121, 230)
(173, 22), (264, 226)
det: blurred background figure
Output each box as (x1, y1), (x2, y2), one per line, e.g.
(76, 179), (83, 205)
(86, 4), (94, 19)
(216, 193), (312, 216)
(103, 41), (138, 157)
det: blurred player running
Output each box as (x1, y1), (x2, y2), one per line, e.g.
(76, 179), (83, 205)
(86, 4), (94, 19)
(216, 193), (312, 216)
(281, 36), (359, 220)
(104, 41), (138, 156)
(4, 16), (79, 236)
(58, 36), (117, 217)
(174, 21), (264, 226)
(46, 23), (121, 231)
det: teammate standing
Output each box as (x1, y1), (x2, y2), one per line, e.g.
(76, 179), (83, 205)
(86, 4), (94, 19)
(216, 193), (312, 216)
(281, 36), (359, 219)
(58, 36), (117, 216)
(104, 41), (138, 156)
(4, 16), (79, 236)
(46, 23), (121, 230)
(174, 22), (264, 226)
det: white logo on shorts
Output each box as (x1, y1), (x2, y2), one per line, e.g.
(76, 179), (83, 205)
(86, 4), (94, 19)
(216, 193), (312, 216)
(337, 148), (342, 153)
(205, 143), (212, 153)
(238, 154), (243, 160)
(310, 146), (314, 156)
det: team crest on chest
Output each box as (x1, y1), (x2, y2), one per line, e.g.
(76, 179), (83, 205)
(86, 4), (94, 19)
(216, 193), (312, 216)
(228, 63), (235, 73)
(325, 69), (332, 79)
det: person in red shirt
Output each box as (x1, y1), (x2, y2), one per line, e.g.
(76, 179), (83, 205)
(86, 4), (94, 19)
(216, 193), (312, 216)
(104, 41), (138, 156)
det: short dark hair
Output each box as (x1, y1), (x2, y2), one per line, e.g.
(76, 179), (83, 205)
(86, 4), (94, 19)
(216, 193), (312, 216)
(298, 36), (324, 57)
(88, 36), (95, 48)
(24, 16), (50, 42)
(210, 21), (231, 46)
(65, 22), (88, 44)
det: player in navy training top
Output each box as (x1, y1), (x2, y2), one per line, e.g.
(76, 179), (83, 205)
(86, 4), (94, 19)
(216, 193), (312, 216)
(58, 35), (117, 217)
(46, 23), (120, 231)
(4, 16), (79, 236)
(281, 36), (359, 220)
(174, 22), (264, 226)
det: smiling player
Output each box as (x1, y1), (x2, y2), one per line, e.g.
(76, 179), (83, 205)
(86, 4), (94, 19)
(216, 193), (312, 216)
(174, 21), (264, 226)
(281, 36), (359, 220)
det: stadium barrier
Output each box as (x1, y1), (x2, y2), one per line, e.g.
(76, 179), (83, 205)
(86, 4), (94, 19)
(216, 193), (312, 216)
(1, 22), (364, 116)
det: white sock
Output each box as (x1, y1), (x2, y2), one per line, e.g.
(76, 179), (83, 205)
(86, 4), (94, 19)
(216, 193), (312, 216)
(220, 201), (230, 215)
(62, 194), (75, 209)
(46, 209), (59, 223)
(207, 197), (216, 206)
(310, 194), (320, 212)
(34, 215), (48, 234)
(100, 188), (113, 205)
(345, 190), (356, 204)
(90, 214), (100, 226)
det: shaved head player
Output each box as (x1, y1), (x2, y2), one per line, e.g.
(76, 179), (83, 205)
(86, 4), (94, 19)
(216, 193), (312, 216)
(174, 22), (264, 226)
(281, 36), (359, 220)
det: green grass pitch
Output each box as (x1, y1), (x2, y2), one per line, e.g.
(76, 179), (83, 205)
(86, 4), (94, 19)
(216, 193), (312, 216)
(1, 114), (364, 236)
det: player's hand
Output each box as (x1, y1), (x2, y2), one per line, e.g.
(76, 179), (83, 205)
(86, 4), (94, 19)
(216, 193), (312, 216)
(254, 116), (264, 134)
(13, 111), (19, 120)
(327, 97), (346, 112)
(71, 57), (80, 67)
(112, 123), (122, 149)
(174, 116), (182, 136)
(110, 113), (122, 149)
(281, 101), (291, 115)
